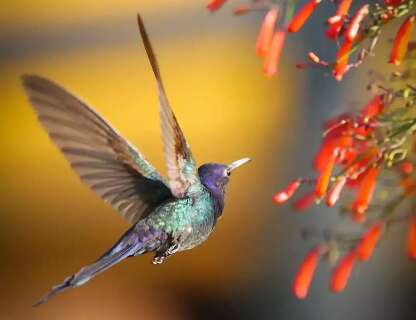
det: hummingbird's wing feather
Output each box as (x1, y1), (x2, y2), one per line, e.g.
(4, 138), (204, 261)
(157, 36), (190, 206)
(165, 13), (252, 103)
(138, 14), (199, 198)
(22, 75), (172, 224)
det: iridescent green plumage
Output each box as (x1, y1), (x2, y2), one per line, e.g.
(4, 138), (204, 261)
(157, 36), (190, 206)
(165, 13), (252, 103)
(146, 186), (215, 247)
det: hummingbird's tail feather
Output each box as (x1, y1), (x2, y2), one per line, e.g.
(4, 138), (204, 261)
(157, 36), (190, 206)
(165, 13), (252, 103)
(33, 244), (138, 307)
(96, 225), (142, 260)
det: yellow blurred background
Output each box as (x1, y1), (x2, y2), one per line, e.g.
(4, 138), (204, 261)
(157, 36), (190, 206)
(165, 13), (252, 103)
(0, 1), (300, 319)
(3, 1), (415, 320)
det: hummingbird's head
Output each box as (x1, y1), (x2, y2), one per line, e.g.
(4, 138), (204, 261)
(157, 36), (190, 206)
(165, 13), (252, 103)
(198, 158), (250, 219)
(198, 158), (251, 192)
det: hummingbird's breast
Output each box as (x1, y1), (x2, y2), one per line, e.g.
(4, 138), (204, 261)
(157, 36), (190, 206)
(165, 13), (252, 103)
(183, 189), (218, 250)
(146, 187), (217, 251)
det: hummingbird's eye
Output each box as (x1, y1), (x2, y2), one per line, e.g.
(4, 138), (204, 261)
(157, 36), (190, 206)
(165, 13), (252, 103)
(225, 169), (231, 177)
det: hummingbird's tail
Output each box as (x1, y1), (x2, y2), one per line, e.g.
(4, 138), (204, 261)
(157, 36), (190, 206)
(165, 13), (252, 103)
(33, 243), (140, 307)
(34, 223), (167, 306)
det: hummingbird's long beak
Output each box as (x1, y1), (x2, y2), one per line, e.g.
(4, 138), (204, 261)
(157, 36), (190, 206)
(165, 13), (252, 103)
(227, 158), (251, 172)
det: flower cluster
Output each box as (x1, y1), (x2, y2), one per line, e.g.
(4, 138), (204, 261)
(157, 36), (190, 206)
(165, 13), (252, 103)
(291, 212), (416, 298)
(273, 94), (386, 219)
(207, 0), (416, 300)
(272, 65), (416, 297)
(207, 0), (416, 79)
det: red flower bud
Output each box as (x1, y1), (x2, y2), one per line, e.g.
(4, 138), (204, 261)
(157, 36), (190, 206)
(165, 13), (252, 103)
(207, 0), (227, 12)
(263, 30), (286, 77)
(314, 136), (353, 171)
(288, 0), (321, 33)
(333, 39), (353, 81)
(273, 179), (302, 204)
(355, 221), (384, 261)
(293, 246), (324, 299)
(347, 148), (380, 181)
(325, 0), (353, 41)
(408, 215), (416, 260)
(345, 5), (369, 42)
(326, 20), (344, 40)
(360, 95), (384, 122)
(330, 251), (358, 293)
(315, 150), (336, 198)
(328, 15), (342, 24)
(256, 8), (280, 57)
(326, 177), (347, 207)
(337, 0), (353, 16)
(390, 15), (415, 66)
(293, 192), (316, 211)
(323, 114), (353, 135)
(352, 166), (380, 215)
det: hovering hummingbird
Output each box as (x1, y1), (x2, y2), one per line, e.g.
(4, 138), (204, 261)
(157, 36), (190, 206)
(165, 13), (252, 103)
(22, 14), (250, 306)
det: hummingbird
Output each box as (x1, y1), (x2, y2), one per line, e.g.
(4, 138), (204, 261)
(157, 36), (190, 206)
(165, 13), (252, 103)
(22, 14), (250, 306)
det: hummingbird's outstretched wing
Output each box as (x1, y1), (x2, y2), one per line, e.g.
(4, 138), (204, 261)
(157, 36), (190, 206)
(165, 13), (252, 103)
(22, 75), (172, 224)
(138, 14), (199, 198)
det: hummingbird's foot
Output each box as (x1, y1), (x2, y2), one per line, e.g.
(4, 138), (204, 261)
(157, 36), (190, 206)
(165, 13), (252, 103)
(166, 243), (179, 255)
(152, 242), (179, 264)
(152, 255), (166, 264)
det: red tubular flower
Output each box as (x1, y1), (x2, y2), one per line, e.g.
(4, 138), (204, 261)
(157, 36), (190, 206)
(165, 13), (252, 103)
(408, 215), (416, 260)
(333, 39), (353, 81)
(293, 246), (324, 299)
(324, 119), (354, 138)
(326, 21), (344, 40)
(347, 148), (380, 181)
(345, 5), (369, 42)
(337, 148), (358, 166)
(315, 150), (336, 199)
(324, 121), (354, 143)
(294, 192), (316, 211)
(263, 30), (286, 77)
(326, 177), (347, 207)
(314, 136), (353, 171)
(390, 15), (416, 66)
(352, 166), (380, 215)
(355, 221), (384, 261)
(323, 114), (353, 136)
(328, 16), (342, 24)
(256, 8), (280, 57)
(273, 179), (302, 204)
(326, 0), (353, 39)
(360, 95), (384, 122)
(207, 0), (227, 12)
(330, 251), (358, 293)
(337, 0), (354, 16)
(288, 0), (321, 33)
